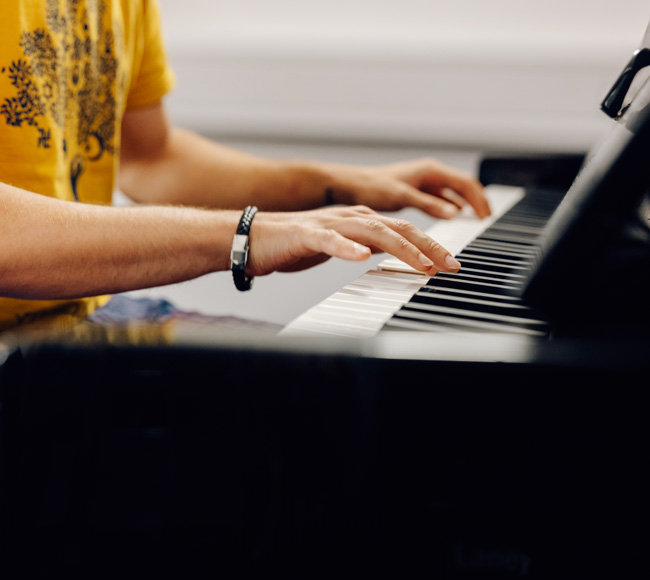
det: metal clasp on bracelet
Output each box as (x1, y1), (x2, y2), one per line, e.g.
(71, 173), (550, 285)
(230, 234), (249, 268)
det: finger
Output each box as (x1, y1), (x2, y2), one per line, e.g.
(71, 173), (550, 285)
(301, 227), (372, 262)
(447, 174), (491, 219)
(438, 187), (469, 210)
(396, 184), (461, 219)
(421, 164), (491, 218)
(384, 216), (461, 273)
(343, 216), (461, 274)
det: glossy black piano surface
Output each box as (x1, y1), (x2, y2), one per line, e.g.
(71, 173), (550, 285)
(0, 307), (648, 580)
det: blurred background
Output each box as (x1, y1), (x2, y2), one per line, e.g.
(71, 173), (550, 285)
(126, 0), (650, 326)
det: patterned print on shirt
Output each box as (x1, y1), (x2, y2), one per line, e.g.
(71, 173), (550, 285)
(0, 0), (124, 200)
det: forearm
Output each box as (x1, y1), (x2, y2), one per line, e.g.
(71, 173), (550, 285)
(119, 127), (332, 211)
(0, 183), (237, 300)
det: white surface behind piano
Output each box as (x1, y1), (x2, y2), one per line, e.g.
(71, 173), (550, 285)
(282, 185), (525, 338)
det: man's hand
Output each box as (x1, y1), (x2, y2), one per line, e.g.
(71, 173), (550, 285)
(246, 205), (461, 278)
(321, 158), (491, 220)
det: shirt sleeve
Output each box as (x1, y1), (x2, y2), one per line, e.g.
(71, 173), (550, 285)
(125, 0), (176, 110)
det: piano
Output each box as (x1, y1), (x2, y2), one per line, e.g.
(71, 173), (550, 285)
(2, 33), (650, 580)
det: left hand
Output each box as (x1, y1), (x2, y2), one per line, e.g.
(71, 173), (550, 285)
(324, 157), (491, 220)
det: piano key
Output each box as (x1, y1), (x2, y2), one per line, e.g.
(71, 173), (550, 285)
(456, 249), (532, 263)
(477, 231), (543, 245)
(402, 299), (547, 327)
(408, 293), (543, 321)
(461, 245), (536, 259)
(454, 261), (530, 276)
(426, 276), (522, 295)
(412, 291), (534, 312)
(473, 236), (535, 248)
(466, 242), (537, 257)
(485, 223), (545, 236)
(418, 285), (524, 303)
(435, 271), (525, 285)
(388, 310), (549, 336)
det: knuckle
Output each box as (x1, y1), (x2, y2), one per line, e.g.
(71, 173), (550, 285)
(425, 238), (444, 255)
(397, 237), (411, 251)
(392, 218), (414, 233)
(364, 218), (383, 231)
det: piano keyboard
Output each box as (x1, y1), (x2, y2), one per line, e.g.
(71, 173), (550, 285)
(282, 185), (563, 339)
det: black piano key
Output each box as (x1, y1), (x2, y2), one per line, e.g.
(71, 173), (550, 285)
(453, 265), (528, 281)
(409, 292), (545, 321)
(426, 275), (522, 297)
(400, 299), (548, 329)
(463, 244), (537, 258)
(475, 231), (541, 245)
(456, 254), (530, 278)
(497, 214), (548, 226)
(436, 270), (525, 285)
(391, 308), (549, 336)
(474, 234), (536, 247)
(467, 244), (538, 259)
(419, 285), (524, 304)
(457, 249), (532, 264)
(485, 223), (545, 238)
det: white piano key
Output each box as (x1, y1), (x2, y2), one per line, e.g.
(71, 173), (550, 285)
(281, 269), (429, 337)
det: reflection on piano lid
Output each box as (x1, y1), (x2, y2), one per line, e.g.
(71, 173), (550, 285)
(284, 78), (650, 340)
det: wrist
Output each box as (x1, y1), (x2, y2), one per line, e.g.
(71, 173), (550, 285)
(283, 160), (352, 208)
(230, 206), (258, 291)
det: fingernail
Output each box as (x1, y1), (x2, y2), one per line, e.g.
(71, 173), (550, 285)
(418, 253), (434, 267)
(445, 255), (461, 270)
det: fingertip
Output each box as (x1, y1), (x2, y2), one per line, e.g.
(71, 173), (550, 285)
(444, 255), (461, 271)
(352, 242), (371, 260)
(440, 204), (459, 219)
(480, 201), (492, 219)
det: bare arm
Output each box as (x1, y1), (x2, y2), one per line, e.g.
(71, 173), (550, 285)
(0, 182), (235, 300)
(119, 104), (327, 210)
(119, 103), (490, 218)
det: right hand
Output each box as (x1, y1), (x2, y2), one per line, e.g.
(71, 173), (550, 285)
(246, 205), (461, 277)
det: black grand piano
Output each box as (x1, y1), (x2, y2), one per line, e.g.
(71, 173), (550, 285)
(1, 24), (649, 580)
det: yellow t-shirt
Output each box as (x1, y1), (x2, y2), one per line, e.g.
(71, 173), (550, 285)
(0, 0), (175, 329)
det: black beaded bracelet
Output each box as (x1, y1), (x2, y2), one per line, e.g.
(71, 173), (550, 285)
(230, 206), (258, 291)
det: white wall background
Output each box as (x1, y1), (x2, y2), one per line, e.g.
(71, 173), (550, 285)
(157, 0), (650, 152)
(128, 1), (650, 326)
